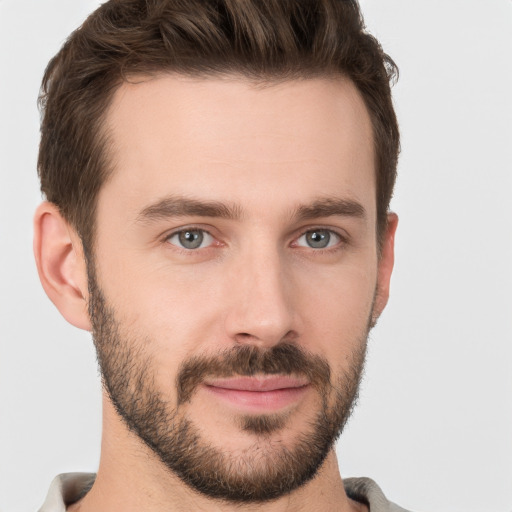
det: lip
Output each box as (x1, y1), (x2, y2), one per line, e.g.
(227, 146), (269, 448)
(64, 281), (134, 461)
(202, 376), (310, 412)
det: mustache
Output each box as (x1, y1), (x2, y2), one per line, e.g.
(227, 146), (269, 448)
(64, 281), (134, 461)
(176, 343), (331, 404)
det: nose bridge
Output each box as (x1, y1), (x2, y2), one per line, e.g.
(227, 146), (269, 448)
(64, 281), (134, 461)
(224, 239), (297, 346)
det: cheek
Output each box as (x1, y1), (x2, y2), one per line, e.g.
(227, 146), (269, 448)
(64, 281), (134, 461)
(294, 261), (377, 354)
(99, 257), (226, 358)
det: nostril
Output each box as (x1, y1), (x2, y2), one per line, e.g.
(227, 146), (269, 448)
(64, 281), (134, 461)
(235, 332), (254, 342)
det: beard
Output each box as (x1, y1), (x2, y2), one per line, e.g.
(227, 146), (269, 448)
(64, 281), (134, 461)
(87, 265), (370, 504)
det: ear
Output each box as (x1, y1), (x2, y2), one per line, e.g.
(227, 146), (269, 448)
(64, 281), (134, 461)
(33, 202), (92, 331)
(371, 213), (398, 326)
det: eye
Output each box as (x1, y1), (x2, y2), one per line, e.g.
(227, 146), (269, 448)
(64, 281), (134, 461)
(167, 229), (214, 250)
(296, 229), (341, 249)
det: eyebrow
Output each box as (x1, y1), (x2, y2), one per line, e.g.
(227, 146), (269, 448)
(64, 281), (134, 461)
(136, 195), (366, 224)
(293, 197), (366, 222)
(137, 196), (243, 223)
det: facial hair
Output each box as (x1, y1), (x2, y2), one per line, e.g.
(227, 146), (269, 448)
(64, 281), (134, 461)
(87, 265), (370, 504)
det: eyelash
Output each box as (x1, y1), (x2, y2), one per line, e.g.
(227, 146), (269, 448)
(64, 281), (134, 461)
(163, 226), (348, 253)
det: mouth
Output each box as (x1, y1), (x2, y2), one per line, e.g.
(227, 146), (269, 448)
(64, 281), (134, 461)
(202, 376), (311, 412)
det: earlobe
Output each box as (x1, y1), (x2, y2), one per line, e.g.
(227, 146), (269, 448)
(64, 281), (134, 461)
(371, 213), (398, 326)
(33, 202), (92, 331)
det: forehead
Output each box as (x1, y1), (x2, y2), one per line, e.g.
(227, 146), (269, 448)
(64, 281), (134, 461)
(100, 74), (375, 222)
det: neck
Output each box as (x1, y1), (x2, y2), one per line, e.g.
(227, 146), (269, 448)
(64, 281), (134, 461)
(69, 395), (365, 512)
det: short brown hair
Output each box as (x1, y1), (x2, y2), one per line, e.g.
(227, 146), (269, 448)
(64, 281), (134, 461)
(38, 0), (399, 252)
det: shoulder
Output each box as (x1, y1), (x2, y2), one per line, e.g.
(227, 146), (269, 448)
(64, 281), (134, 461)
(344, 477), (415, 512)
(39, 473), (96, 512)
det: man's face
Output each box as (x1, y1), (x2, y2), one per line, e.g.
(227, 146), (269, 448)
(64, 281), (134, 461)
(89, 75), (387, 502)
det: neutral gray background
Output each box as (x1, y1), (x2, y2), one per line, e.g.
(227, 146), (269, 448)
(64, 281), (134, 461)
(1, 1), (511, 511)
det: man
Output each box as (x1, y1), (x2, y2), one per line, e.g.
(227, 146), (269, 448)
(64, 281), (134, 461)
(34, 0), (406, 510)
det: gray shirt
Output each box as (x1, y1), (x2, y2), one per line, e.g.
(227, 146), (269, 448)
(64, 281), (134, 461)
(39, 473), (413, 511)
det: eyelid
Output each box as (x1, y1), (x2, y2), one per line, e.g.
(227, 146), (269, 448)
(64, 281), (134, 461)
(162, 223), (215, 239)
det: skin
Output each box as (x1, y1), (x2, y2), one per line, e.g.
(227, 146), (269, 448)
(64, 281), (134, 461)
(34, 75), (397, 512)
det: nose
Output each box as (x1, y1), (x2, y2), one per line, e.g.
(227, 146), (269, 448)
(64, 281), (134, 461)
(224, 247), (299, 348)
